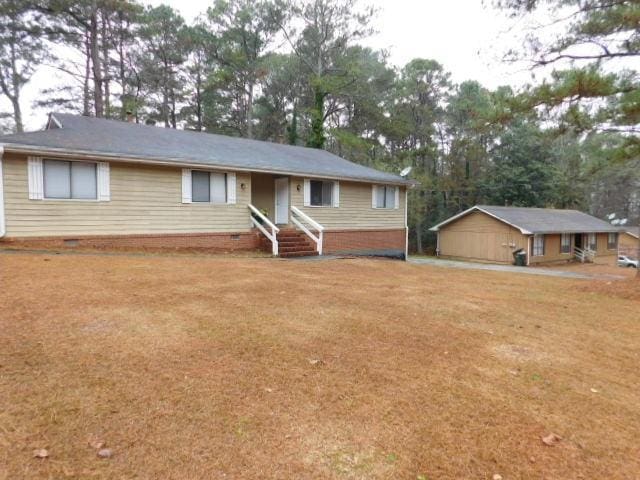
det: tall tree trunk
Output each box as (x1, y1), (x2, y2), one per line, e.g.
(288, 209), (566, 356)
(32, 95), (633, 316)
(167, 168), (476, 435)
(8, 34), (23, 133)
(117, 12), (127, 120)
(10, 96), (22, 133)
(246, 82), (254, 139)
(170, 89), (177, 128)
(90, 5), (104, 117)
(415, 212), (423, 254)
(101, 12), (110, 117)
(83, 30), (91, 116)
(307, 85), (326, 149)
(195, 67), (202, 131)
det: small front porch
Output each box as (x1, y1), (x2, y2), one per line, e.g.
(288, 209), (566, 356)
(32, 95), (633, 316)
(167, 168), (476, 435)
(249, 173), (324, 258)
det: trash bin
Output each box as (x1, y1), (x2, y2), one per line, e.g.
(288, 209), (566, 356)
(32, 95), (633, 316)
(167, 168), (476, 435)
(513, 249), (527, 266)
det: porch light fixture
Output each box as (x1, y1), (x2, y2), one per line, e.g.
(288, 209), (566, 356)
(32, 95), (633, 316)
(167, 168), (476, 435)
(240, 183), (246, 190)
(297, 184), (301, 191)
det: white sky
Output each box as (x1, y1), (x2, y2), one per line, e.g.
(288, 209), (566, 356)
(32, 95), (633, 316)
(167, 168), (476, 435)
(11, 0), (540, 131)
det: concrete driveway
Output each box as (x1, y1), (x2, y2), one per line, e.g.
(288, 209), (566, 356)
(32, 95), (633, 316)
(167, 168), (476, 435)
(408, 256), (624, 280)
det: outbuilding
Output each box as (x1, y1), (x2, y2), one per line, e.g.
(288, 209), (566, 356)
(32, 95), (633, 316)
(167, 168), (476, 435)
(430, 205), (620, 265)
(619, 227), (639, 258)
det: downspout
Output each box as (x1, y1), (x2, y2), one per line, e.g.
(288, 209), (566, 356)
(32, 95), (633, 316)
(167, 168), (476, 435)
(526, 235), (531, 266)
(404, 188), (408, 261)
(0, 145), (5, 238)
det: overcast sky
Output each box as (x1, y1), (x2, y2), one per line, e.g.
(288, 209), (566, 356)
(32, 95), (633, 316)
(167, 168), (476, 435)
(12, 0), (540, 131)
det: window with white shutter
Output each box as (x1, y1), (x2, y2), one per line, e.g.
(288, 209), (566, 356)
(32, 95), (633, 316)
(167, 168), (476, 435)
(373, 185), (398, 209)
(42, 159), (97, 200)
(184, 169), (234, 204)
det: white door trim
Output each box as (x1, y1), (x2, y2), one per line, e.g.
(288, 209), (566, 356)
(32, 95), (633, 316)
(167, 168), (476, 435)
(274, 177), (289, 225)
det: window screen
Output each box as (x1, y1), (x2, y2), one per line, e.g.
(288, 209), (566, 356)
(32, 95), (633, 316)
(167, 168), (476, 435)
(607, 232), (617, 250)
(44, 160), (71, 198)
(310, 180), (332, 206)
(44, 160), (96, 199)
(533, 234), (545, 256)
(376, 186), (396, 208)
(210, 173), (227, 203)
(588, 233), (597, 250)
(191, 170), (210, 202)
(560, 233), (571, 253)
(71, 162), (97, 199)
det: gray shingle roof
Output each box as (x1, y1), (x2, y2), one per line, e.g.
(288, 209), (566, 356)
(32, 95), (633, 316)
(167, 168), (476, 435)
(0, 113), (408, 185)
(622, 227), (639, 238)
(431, 205), (620, 234)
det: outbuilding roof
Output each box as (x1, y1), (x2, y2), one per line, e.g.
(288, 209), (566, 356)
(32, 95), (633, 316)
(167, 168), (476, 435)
(0, 113), (408, 185)
(430, 205), (620, 234)
(622, 227), (639, 239)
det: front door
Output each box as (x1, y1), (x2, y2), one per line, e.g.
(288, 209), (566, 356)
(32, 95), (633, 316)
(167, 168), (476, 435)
(274, 177), (289, 225)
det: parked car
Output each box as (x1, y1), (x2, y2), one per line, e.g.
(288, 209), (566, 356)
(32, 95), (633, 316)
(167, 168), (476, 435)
(617, 255), (639, 268)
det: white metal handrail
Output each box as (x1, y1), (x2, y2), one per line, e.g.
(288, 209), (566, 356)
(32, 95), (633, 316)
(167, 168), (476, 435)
(290, 206), (324, 255)
(249, 204), (279, 256)
(575, 246), (596, 263)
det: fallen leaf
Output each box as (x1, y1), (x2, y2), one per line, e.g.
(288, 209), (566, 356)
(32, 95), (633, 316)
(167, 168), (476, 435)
(97, 448), (113, 458)
(308, 358), (324, 366)
(590, 388), (599, 393)
(541, 433), (562, 446)
(493, 475), (503, 480)
(33, 449), (49, 459)
(88, 437), (105, 450)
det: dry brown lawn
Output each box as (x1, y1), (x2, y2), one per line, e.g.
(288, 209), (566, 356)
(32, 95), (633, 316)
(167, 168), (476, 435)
(1, 251), (639, 479)
(535, 261), (638, 280)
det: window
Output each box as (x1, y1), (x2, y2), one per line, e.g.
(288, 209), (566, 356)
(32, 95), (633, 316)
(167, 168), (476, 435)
(375, 185), (397, 209)
(310, 180), (333, 207)
(533, 234), (545, 256)
(560, 233), (571, 254)
(43, 160), (97, 199)
(588, 233), (597, 250)
(607, 232), (618, 250)
(191, 170), (227, 203)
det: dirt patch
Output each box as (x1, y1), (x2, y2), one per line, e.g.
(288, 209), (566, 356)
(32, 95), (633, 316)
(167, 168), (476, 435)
(493, 343), (547, 362)
(1, 253), (639, 479)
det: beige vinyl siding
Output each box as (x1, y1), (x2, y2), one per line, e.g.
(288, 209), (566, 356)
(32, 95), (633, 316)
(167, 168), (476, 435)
(619, 232), (638, 250)
(2, 154), (251, 237)
(290, 177), (405, 230)
(250, 172), (275, 218)
(438, 211), (528, 263)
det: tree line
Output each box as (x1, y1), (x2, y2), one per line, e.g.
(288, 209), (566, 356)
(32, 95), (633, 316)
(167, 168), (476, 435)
(0, 0), (637, 252)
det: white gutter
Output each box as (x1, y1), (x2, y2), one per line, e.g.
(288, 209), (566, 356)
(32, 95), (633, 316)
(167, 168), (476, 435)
(404, 188), (408, 260)
(1, 143), (410, 187)
(0, 144), (5, 238)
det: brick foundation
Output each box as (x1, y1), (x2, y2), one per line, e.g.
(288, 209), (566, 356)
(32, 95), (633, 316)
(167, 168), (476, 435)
(0, 231), (262, 253)
(1, 228), (407, 257)
(322, 228), (406, 256)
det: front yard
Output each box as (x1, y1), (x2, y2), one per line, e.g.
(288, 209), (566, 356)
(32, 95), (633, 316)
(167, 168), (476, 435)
(1, 252), (638, 479)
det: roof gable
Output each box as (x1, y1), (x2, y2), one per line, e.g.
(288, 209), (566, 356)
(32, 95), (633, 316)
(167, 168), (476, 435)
(430, 205), (620, 234)
(0, 113), (408, 185)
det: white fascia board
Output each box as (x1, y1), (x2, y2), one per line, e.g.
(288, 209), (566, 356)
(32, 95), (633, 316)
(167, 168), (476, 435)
(429, 205), (531, 235)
